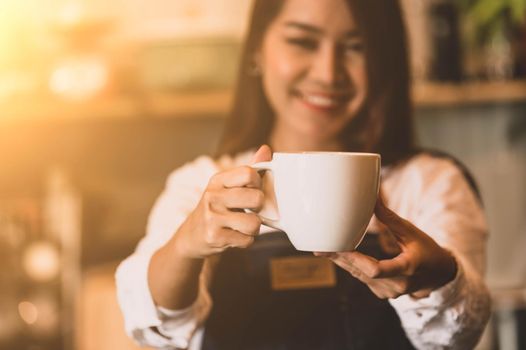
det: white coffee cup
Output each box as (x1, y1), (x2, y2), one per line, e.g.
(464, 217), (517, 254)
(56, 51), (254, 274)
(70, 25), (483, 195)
(251, 152), (380, 252)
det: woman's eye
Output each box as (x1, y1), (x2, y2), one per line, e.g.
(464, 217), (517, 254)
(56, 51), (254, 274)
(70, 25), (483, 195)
(285, 38), (318, 50)
(344, 41), (364, 54)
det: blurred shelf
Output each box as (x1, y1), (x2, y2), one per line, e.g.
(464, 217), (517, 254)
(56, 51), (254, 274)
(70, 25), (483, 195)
(1, 80), (526, 124)
(0, 90), (232, 123)
(0, 95), (139, 122)
(142, 90), (232, 118)
(413, 80), (526, 107)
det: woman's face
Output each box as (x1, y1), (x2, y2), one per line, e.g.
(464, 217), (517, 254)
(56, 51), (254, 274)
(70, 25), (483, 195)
(259, 0), (367, 148)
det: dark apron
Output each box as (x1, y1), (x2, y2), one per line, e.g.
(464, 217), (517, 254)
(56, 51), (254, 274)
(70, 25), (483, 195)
(201, 232), (415, 350)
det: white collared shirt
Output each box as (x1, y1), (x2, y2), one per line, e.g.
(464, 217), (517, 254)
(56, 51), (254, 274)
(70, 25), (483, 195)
(116, 151), (490, 350)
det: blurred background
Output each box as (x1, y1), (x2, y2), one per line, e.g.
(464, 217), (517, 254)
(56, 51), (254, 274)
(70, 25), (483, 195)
(0, 0), (525, 349)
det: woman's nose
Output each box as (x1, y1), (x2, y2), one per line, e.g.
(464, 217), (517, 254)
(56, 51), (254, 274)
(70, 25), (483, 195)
(309, 44), (348, 87)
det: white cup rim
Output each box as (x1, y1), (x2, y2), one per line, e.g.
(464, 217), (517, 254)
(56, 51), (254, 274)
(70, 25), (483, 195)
(273, 151), (380, 157)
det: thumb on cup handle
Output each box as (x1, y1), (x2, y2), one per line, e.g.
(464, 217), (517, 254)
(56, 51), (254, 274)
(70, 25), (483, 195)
(251, 144), (273, 164)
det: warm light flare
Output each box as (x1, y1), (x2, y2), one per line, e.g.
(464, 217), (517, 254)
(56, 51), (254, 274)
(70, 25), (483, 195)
(49, 56), (109, 100)
(18, 301), (38, 325)
(22, 241), (60, 282)
(0, 0), (36, 68)
(56, 1), (87, 27)
(17, 295), (60, 335)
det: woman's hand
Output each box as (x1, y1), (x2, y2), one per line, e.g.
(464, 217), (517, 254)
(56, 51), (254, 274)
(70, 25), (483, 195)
(172, 145), (273, 259)
(149, 145), (272, 309)
(316, 193), (458, 299)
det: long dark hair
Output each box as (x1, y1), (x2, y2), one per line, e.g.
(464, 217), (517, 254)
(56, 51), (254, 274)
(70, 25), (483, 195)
(216, 0), (415, 166)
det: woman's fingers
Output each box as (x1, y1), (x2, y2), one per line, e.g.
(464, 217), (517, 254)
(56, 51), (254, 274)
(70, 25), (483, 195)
(208, 228), (256, 249)
(368, 277), (412, 299)
(185, 150), (278, 257)
(211, 144), (273, 189)
(376, 255), (412, 278)
(210, 166), (263, 189)
(199, 210), (260, 253)
(374, 194), (419, 244)
(326, 191), (458, 298)
(329, 251), (412, 279)
(220, 211), (262, 236)
(330, 251), (380, 280)
(327, 251), (415, 299)
(215, 187), (265, 211)
(374, 195), (404, 231)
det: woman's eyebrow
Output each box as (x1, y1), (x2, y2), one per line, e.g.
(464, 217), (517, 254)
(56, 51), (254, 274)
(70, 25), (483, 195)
(284, 21), (322, 34)
(283, 21), (361, 38)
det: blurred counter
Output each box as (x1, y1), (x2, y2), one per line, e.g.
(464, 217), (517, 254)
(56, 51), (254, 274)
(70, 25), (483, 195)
(413, 80), (526, 107)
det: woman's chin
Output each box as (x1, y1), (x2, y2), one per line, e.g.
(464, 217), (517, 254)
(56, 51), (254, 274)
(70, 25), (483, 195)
(290, 128), (342, 150)
(300, 120), (346, 141)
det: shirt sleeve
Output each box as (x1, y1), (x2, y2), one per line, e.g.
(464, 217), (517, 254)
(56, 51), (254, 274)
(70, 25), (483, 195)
(387, 156), (491, 350)
(115, 156), (218, 349)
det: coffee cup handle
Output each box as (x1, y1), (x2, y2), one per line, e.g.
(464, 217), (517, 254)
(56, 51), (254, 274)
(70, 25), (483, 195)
(250, 161), (283, 231)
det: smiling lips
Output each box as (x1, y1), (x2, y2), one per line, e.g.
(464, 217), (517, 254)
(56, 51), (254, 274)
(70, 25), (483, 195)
(296, 91), (351, 112)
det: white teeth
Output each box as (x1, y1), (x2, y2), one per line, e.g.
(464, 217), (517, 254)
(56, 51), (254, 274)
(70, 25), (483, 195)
(302, 94), (339, 107)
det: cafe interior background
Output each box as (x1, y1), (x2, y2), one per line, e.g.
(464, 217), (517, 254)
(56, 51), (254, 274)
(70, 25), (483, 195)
(0, 0), (525, 349)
